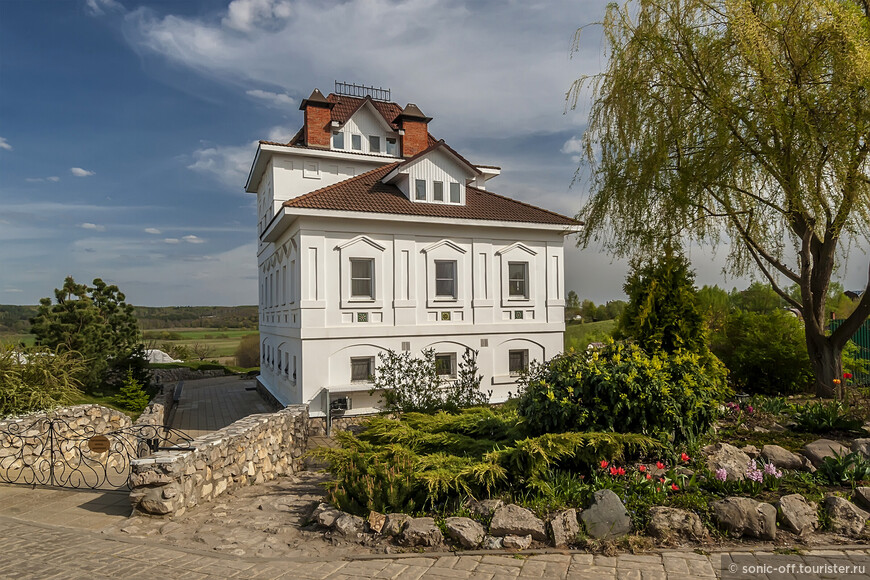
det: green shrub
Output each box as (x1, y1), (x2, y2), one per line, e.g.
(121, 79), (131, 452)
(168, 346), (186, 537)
(816, 451), (870, 486)
(711, 309), (813, 395)
(0, 345), (85, 416)
(790, 400), (864, 433)
(516, 342), (728, 444)
(372, 348), (490, 414)
(114, 369), (150, 413)
(234, 333), (259, 368)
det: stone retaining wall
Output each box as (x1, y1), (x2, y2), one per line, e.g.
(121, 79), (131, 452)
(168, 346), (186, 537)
(0, 405), (132, 477)
(134, 384), (174, 427)
(129, 405), (309, 516)
(150, 368), (228, 384)
(309, 413), (387, 437)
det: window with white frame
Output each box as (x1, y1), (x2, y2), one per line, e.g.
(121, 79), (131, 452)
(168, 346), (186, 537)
(449, 182), (461, 203)
(351, 134), (362, 150)
(435, 353), (456, 378)
(332, 131), (344, 149)
(509, 350), (529, 376)
(350, 357), (375, 382)
(369, 135), (380, 153)
(350, 258), (374, 299)
(434, 260), (457, 298)
(508, 262), (528, 298)
(386, 138), (397, 156)
(433, 181), (444, 201)
(415, 179), (426, 201)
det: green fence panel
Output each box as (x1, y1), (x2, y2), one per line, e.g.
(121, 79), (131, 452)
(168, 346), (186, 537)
(830, 318), (870, 385)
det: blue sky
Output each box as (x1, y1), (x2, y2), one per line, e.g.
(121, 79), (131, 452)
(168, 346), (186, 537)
(0, 0), (866, 306)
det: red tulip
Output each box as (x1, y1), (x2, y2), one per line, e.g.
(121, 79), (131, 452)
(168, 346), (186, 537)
(671, 484), (679, 491)
(656, 461), (665, 470)
(680, 452), (690, 462)
(600, 460), (609, 469)
(617, 467), (626, 476)
(638, 465), (647, 472)
(844, 372), (853, 379)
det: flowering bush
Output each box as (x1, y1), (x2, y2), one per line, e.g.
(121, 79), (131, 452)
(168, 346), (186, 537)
(516, 342), (729, 443)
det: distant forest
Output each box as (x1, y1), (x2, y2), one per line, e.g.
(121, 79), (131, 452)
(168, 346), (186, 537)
(0, 305), (258, 334)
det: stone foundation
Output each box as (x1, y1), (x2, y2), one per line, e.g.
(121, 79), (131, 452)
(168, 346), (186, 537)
(129, 405), (309, 516)
(308, 413), (377, 437)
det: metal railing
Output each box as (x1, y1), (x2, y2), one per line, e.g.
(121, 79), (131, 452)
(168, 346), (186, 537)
(831, 318), (870, 385)
(334, 81), (391, 102)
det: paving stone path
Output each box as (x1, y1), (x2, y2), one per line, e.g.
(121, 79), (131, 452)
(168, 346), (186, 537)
(1, 513), (868, 580)
(168, 375), (273, 438)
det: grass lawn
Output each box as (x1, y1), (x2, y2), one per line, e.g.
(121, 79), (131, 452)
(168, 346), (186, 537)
(564, 320), (617, 351)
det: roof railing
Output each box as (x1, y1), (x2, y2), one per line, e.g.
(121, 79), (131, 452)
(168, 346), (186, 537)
(334, 81), (391, 102)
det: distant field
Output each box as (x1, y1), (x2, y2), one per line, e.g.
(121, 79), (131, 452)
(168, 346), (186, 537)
(146, 328), (259, 359)
(564, 320), (617, 351)
(0, 333), (35, 347)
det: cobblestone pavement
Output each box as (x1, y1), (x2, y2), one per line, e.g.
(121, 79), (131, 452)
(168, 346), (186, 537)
(1, 513), (868, 580)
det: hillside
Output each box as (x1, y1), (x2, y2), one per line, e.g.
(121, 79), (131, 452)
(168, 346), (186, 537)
(0, 304), (258, 335)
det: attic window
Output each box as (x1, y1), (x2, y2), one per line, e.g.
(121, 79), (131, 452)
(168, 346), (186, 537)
(415, 179), (426, 201)
(386, 138), (397, 156)
(449, 182), (461, 203)
(369, 135), (380, 153)
(351, 134), (362, 151)
(332, 131), (344, 149)
(433, 181), (444, 201)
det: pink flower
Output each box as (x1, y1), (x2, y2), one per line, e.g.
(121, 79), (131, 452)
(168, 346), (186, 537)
(715, 468), (728, 481)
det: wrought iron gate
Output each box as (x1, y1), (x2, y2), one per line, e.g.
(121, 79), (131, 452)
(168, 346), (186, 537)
(0, 417), (193, 490)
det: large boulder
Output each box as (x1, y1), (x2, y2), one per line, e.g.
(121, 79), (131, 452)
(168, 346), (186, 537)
(824, 496), (870, 537)
(647, 506), (710, 543)
(580, 489), (631, 539)
(712, 497), (776, 540)
(489, 504), (547, 541)
(332, 513), (365, 536)
(761, 445), (806, 471)
(851, 439), (870, 459)
(776, 494), (818, 536)
(467, 498), (504, 518)
(502, 534), (532, 550)
(549, 509), (581, 547)
(399, 517), (443, 547)
(381, 513), (411, 536)
(703, 443), (751, 481)
(802, 439), (850, 468)
(852, 487), (870, 511)
(445, 517), (485, 549)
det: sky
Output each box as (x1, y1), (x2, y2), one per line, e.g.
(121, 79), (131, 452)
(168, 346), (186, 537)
(0, 0), (866, 307)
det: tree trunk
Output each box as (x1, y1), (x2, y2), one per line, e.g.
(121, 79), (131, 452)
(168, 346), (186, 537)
(806, 332), (843, 399)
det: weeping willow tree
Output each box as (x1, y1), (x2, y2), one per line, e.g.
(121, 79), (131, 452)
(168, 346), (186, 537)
(572, 0), (870, 397)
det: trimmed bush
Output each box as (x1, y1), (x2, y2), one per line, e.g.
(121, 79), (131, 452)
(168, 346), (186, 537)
(516, 342), (728, 444)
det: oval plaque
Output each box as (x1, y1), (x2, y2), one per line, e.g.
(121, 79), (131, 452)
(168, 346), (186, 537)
(87, 435), (111, 453)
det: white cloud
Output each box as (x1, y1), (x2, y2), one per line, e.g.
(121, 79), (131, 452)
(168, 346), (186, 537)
(80, 222), (106, 232)
(86, 0), (123, 16)
(26, 176), (61, 183)
(246, 89), (295, 108)
(0, 137), (11, 151)
(187, 125), (292, 188)
(222, 0), (292, 33)
(71, 167), (96, 177)
(561, 137), (582, 155)
(47, 176), (60, 182)
(144, 227), (161, 234)
(183, 235), (205, 244)
(125, 0), (594, 139)
(163, 238), (180, 244)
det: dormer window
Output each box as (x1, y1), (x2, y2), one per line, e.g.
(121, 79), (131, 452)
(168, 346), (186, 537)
(332, 131), (344, 149)
(434, 181), (444, 201)
(351, 134), (362, 151)
(386, 138), (397, 156)
(369, 136), (380, 153)
(415, 179), (426, 200)
(450, 182), (461, 203)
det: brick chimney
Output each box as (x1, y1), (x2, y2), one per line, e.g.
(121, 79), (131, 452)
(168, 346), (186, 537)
(299, 89), (333, 149)
(396, 103), (432, 157)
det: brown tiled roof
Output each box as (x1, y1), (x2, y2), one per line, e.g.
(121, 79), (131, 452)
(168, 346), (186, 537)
(282, 164), (579, 226)
(328, 94), (403, 129)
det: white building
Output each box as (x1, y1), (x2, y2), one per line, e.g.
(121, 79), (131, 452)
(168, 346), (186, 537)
(245, 85), (577, 419)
